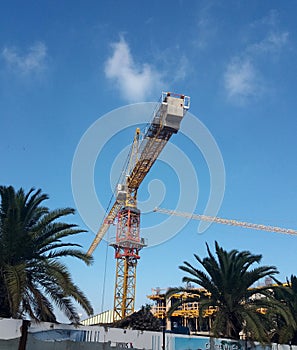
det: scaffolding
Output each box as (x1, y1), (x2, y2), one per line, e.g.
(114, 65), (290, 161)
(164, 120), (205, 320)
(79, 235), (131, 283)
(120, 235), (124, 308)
(147, 288), (216, 334)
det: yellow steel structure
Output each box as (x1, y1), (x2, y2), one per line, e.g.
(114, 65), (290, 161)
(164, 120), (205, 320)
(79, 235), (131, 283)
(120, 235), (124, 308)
(154, 207), (297, 236)
(148, 287), (271, 333)
(109, 205), (144, 321)
(87, 92), (190, 321)
(112, 248), (137, 319)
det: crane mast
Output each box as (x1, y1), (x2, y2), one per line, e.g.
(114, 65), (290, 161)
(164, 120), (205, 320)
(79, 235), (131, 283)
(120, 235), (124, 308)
(87, 92), (190, 321)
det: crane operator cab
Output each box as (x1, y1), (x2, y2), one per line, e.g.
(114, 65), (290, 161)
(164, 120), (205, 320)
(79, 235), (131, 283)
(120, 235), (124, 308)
(157, 92), (190, 133)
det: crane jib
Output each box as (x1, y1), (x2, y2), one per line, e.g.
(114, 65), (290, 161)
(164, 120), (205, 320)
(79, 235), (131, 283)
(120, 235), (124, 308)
(153, 207), (297, 236)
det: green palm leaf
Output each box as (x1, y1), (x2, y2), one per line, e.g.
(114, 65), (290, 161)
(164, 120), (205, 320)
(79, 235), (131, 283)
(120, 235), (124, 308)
(0, 186), (93, 323)
(167, 241), (289, 343)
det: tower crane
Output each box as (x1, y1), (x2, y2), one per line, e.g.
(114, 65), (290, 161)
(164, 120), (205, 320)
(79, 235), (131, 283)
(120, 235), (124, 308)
(153, 207), (297, 236)
(87, 92), (190, 321)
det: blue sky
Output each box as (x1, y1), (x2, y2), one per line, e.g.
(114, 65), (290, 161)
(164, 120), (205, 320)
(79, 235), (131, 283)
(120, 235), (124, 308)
(1, 1), (297, 321)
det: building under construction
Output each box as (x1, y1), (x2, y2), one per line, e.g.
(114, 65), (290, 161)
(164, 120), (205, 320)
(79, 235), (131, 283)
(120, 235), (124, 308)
(82, 287), (216, 332)
(83, 277), (273, 332)
(147, 278), (273, 335)
(147, 287), (215, 335)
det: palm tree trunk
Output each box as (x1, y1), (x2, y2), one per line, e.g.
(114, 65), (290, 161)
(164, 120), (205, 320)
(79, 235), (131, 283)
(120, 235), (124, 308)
(18, 320), (30, 350)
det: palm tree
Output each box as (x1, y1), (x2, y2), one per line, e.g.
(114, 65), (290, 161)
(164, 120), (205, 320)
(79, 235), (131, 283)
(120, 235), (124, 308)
(167, 241), (290, 342)
(271, 275), (297, 344)
(0, 185), (94, 324)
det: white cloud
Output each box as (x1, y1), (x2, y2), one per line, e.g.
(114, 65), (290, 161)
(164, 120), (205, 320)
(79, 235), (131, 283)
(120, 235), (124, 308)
(224, 58), (259, 102)
(104, 38), (163, 103)
(195, 15), (217, 50)
(223, 13), (289, 104)
(249, 31), (289, 55)
(2, 42), (47, 75)
(173, 55), (188, 82)
(250, 9), (279, 30)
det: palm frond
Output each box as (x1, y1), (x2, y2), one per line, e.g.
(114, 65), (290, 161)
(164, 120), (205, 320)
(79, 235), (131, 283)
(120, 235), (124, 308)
(0, 186), (93, 323)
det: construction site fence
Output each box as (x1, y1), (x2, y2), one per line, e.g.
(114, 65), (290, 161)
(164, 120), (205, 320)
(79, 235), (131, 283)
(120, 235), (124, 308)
(0, 318), (295, 350)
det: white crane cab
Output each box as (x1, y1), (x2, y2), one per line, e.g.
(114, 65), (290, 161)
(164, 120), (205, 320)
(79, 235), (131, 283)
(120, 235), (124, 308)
(160, 92), (190, 133)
